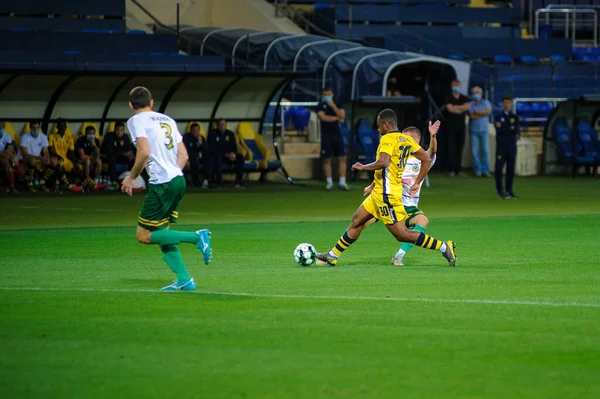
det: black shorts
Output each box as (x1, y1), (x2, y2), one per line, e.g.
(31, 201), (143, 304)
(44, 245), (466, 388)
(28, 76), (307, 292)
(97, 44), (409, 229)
(321, 133), (346, 158)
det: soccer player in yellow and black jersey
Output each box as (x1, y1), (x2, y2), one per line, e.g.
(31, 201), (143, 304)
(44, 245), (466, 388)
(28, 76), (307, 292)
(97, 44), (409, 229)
(316, 109), (456, 266)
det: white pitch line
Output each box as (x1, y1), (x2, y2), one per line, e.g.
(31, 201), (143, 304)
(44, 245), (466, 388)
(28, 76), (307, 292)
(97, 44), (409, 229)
(0, 287), (599, 309)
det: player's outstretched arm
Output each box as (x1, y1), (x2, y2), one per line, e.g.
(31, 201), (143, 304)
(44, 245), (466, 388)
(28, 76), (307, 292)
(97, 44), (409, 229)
(428, 120), (439, 157)
(352, 152), (390, 172)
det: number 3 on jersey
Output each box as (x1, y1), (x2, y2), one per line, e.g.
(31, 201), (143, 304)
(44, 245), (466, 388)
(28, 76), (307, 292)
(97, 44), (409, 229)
(161, 123), (174, 150)
(396, 145), (411, 177)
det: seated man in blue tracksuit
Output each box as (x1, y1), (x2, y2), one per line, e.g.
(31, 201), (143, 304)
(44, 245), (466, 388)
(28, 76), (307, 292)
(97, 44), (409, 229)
(494, 97), (520, 199)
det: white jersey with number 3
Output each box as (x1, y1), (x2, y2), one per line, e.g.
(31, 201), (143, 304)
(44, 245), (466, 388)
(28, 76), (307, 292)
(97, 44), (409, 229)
(127, 111), (183, 185)
(401, 154), (436, 207)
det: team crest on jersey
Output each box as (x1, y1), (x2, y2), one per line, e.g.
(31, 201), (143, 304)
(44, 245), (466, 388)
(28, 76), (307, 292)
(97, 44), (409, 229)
(412, 165), (419, 172)
(510, 118), (516, 123)
(225, 136), (230, 141)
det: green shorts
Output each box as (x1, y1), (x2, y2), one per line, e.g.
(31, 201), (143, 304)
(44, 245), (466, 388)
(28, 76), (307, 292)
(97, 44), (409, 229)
(138, 175), (186, 231)
(404, 205), (424, 227)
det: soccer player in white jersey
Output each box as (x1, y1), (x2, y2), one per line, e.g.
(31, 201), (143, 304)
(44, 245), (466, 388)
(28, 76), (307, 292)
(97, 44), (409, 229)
(121, 86), (212, 291)
(363, 120), (440, 266)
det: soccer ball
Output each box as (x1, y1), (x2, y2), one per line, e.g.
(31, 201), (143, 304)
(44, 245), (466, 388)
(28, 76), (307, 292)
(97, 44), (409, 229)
(294, 243), (316, 266)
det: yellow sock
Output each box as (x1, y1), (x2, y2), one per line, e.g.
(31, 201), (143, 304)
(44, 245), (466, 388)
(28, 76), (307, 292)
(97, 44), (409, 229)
(415, 233), (442, 250)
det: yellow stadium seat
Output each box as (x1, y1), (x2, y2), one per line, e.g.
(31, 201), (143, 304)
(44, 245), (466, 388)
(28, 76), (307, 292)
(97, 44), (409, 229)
(106, 121), (117, 134)
(186, 121), (207, 139)
(79, 121), (103, 143)
(236, 122), (269, 169)
(2, 121), (19, 146)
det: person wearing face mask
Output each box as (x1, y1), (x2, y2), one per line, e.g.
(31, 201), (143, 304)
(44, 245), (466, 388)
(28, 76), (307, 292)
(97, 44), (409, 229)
(318, 88), (348, 191)
(0, 121), (18, 193)
(468, 86), (492, 177)
(75, 126), (102, 190)
(443, 80), (471, 177)
(18, 120), (51, 192)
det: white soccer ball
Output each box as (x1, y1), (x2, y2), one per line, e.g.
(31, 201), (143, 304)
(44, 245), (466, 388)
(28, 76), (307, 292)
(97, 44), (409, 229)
(294, 243), (316, 266)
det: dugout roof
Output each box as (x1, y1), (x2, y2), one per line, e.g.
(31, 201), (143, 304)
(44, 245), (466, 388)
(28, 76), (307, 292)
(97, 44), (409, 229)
(156, 26), (471, 102)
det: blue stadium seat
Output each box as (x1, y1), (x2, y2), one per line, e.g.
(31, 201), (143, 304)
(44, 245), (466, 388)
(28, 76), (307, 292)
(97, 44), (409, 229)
(127, 29), (147, 35)
(550, 54), (566, 63)
(531, 102), (553, 119)
(520, 55), (537, 64)
(356, 118), (378, 164)
(494, 55), (513, 64)
(552, 116), (574, 163)
(289, 106), (311, 134)
(448, 54), (463, 60)
(575, 117), (599, 165)
(149, 52), (166, 56)
(516, 102), (533, 119)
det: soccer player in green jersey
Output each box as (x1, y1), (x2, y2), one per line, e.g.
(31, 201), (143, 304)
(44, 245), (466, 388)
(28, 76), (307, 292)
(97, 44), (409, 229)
(121, 86), (212, 291)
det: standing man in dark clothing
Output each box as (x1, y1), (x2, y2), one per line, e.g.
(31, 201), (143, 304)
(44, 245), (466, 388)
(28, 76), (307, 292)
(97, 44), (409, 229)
(318, 88), (349, 191)
(101, 121), (134, 182)
(206, 119), (245, 189)
(183, 123), (208, 188)
(494, 97), (520, 199)
(443, 79), (471, 177)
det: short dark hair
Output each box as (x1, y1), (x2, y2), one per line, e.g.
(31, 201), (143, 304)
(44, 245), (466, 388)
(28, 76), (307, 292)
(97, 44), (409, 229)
(85, 125), (96, 134)
(322, 87), (332, 92)
(129, 86), (152, 110)
(115, 121), (125, 129)
(377, 108), (398, 126)
(402, 126), (421, 137)
(217, 118), (226, 124)
(502, 96), (513, 102)
(190, 123), (200, 129)
(30, 119), (40, 127)
(452, 79), (461, 85)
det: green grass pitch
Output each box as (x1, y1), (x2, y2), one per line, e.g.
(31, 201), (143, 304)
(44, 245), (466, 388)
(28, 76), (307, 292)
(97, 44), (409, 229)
(1, 176), (600, 399)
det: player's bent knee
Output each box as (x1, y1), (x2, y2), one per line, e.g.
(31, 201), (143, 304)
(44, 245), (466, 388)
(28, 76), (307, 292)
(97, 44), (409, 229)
(136, 227), (152, 244)
(412, 215), (429, 227)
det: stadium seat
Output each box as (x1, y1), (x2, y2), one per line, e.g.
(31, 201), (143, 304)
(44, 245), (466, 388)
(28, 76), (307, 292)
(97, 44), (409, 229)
(237, 122), (281, 172)
(575, 117), (599, 165)
(289, 106), (311, 134)
(550, 54), (566, 63)
(127, 29), (147, 35)
(3, 121), (19, 147)
(356, 118), (378, 164)
(552, 117), (574, 163)
(494, 55), (513, 64)
(185, 121), (207, 139)
(520, 55), (537, 64)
